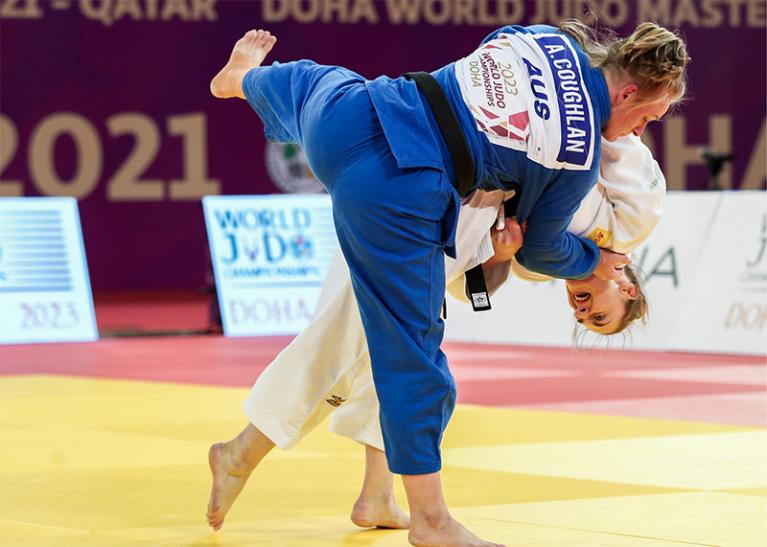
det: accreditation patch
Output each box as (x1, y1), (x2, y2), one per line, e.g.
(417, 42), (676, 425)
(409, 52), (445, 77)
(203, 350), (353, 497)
(588, 227), (612, 248)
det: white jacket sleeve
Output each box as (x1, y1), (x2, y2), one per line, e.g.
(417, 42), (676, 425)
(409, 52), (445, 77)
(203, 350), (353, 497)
(508, 136), (666, 282)
(588, 135), (666, 254)
(444, 190), (506, 303)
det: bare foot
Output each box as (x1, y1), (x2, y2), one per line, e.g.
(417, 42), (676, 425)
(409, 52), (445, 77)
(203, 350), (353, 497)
(351, 495), (410, 529)
(206, 442), (253, 531)
(210, 29), (277, 99)
(409, 515), (504, 547)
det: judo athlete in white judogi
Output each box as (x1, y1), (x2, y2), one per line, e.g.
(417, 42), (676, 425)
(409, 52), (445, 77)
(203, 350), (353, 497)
(210, 134), (665, 530)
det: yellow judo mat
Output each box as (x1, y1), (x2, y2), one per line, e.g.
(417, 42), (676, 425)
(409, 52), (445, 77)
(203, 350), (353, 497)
(1, 374), (765, 546)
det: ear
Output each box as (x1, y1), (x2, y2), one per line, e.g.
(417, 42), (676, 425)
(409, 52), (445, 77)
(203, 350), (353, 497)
(620, 283), (638, 300)
(617, 83), (639, 104)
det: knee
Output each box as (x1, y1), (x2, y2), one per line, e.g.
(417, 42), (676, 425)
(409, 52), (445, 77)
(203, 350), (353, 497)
(441, 371), (457, 405)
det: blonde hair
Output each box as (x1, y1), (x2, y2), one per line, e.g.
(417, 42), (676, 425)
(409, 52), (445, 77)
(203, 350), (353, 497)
(617, 263), (648, 333)
(559, 19), (690, 102)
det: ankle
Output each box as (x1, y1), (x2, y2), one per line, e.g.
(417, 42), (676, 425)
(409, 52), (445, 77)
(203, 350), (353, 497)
(357, 486), (395, 502)
(224, 439), (257, 475)
(412, 508), (452, 531)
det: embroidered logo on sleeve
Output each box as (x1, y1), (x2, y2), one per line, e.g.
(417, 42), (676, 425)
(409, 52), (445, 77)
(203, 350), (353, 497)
(588, 227), (612, 248)
(455, 32), (595, 171)
(457, 39), (529, 153)
(326, 395), (347, 407)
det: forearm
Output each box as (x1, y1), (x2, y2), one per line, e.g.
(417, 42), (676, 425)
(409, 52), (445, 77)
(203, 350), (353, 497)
(516, 237), (600, 279)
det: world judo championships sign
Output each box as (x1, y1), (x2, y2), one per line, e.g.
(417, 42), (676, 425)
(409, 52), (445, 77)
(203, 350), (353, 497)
(203, 194), (338, 336)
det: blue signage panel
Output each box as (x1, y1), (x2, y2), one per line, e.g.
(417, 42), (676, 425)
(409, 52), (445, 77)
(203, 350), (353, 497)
(203, 195), (338, 336)
(0, 198), (98, 344)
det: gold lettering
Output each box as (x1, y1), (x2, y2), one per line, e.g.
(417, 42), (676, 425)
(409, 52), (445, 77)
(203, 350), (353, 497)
(699, 0), (723, 27)
(293, 0), (320, 23)
(349, 0), (378, 23)
(112, 0), (142, 21)
(385, 0), (421, 24)
(192, 0), (217, 20)
(453, 0), (474, 24)
(477, 0), (497, 25)
(423, 0), (450, 24)
(500, 0), (524, 24)
(530, 0), (547, 23)
(545, 0), (574, 24)
(0, 115), (23, 196)
(725, 303), (767, 331)
(583, 0), (600, 24)
(673, 0), (700, 26)
(322, 0), (347, 22)
(742, 119), (766, 189)
(747, 0), (766, 26)
(727, 0), (746, 26)
(263, 0), (289, 21)
(637, 0), (670, 24)
(161, 0), (191, 21)
(145, 0), (158, 18)
(664, 115), (732, 189)
(0, 0), (43, 18)
(599, 0), (629, 26)
(80, 0), (114, 26)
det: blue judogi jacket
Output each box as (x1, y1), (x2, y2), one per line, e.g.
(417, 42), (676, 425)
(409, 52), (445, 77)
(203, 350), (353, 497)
(366, 25), (611, 280)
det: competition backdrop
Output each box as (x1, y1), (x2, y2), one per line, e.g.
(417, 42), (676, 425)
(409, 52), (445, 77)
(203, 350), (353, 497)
(1, 0), (765, 289)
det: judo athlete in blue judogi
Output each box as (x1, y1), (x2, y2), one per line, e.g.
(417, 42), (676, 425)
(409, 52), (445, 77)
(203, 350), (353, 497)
(207, 23), (688, 545)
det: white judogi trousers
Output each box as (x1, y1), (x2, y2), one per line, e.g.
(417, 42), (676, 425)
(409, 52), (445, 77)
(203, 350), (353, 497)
(244, 189), (510, 451)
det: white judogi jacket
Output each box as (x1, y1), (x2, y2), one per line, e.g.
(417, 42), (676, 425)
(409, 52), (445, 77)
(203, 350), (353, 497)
(448, 134), (665, 299)
(244, 135), (665, 451)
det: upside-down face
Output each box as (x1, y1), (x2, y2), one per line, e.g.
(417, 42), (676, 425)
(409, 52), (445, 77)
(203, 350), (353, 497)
(565, 272), (638, 335)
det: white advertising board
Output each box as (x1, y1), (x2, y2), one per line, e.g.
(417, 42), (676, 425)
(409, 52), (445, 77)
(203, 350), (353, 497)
(203, 195), (338, 336)
(317, 192), (766, 356)
(624, 192), (722, 349)
(444, 275), (572, 346)
(0, 197), (98, 344)
(668, 192), (767, 355)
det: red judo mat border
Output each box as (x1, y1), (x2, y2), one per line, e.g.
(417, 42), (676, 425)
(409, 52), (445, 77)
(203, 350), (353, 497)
(2, 335), (764, 411)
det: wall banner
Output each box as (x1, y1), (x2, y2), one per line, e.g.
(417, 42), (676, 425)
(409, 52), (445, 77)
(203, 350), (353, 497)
(0, 197), (98, 344)
(668, 191), (767, 355)
(1, 0), (764, 290)
(203, 194), (338, 336)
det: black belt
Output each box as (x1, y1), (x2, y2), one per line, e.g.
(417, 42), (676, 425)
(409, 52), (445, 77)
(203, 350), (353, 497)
(403, 71), (490, 312)
(403, 72), (474, 197)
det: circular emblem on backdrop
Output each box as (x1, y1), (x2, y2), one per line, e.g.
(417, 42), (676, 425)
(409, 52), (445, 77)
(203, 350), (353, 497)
(264, 142), (325, 194)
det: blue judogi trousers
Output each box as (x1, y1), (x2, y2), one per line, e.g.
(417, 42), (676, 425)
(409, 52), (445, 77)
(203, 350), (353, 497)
(243, 61), (458, 474)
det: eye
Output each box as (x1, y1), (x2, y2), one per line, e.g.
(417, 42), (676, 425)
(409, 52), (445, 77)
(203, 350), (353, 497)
(594, 314), (606, 322)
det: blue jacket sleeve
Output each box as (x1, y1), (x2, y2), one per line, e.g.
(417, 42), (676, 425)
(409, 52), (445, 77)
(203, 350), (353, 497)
(515, 166), (601, 280)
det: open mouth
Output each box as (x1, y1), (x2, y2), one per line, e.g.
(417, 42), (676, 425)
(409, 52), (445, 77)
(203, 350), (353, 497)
(572, 292), (590, 303)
